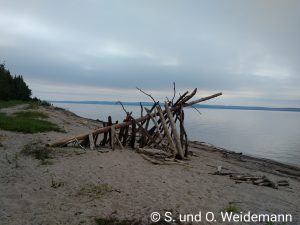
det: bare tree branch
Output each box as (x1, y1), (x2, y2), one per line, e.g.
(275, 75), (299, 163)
(139, 102), (143, 118)
(116, 101), (129, 115)
(191, 105), (202, 116)
(136, 87), (157, 103)
(174, 91), (189, 106)
(171, 82), (176, 105)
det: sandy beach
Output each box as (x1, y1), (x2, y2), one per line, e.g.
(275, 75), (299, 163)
(0, 104), (299, 225)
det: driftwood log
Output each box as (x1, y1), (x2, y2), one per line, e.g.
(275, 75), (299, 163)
(164, 102), (184, 158)
(214, 171), (290, 189)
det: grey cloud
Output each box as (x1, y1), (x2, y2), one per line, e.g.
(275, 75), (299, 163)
(0, 0), (300, 106)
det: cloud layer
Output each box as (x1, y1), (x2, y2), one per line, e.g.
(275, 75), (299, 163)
(1, 0), (299, 106)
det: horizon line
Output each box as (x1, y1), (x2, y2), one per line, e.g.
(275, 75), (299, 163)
(49, 100), (300, 112)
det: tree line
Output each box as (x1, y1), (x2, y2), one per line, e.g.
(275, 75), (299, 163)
(0, 63), (32, 100)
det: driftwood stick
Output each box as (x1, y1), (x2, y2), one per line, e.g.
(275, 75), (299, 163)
(171, 82), (176, 105)
(180, 88), (197, 105)
(118, 127), (124, 142)
(122, 114), (131, 146)
(111, 125), (115, 150)
(145, 107), (164, 142)
(75, 137), (86, 150)
(143, 117), (152, 146)
(107, 116), (113, 146)
(47, 92), (222, 147)
(100, 122), (108, 146)
(94, 134), (99, 146)
(117, 101), (129, 114)
(139, 118), (150, 147)
(140, 102), (143, 118)
(122, 124), (129, 146)
(165, 102), (184, 159)
(138, 125), (158, 147)
(182, 127), (189, 157)
(142, 102), (157, 126)
(88, 133), (95, 150)
(80, 136), (90, 146)
(176, 107), (188, 156)
(115, 133), (124, 150)
(136, 87), (157, 103)
(130, 120), (136, 149)
(156, 105), (176, 155)
(129, 115), (158, 147)
(179, 107), (184, 148)
(139, 133), (146, 148)
(174, 91), (189, 106)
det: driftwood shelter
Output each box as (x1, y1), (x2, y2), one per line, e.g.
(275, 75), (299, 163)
(47, 87), (222, 160)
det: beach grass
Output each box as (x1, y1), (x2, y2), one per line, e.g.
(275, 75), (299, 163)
(13, 111), (49, 119)
(26, 100), (51, 109)
(22, 142), (53, 160)
(0, 100), (27, 109)
(78, 183), (113, 198)
(223, 203), (240, 213)
(0, 112), (63, 133)
(21, 141), (54, 165)
(0, 100), (51, 109)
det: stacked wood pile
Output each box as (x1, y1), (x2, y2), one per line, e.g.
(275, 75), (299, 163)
(213, 171), (290, 189)
(46, 86), (222, 160)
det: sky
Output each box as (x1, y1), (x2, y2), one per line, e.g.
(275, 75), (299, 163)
(0, 0), (300, 107)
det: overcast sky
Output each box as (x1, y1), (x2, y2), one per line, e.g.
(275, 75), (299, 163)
(1, 0), (299, 106)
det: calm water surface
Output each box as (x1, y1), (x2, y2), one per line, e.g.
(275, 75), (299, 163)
(53, 103), (300, 166)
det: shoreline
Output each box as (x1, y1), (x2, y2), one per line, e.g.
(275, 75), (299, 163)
(190, 141), (300, 171)
(51, 100), (300, 113)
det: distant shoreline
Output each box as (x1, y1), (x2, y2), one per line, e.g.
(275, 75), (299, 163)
(50, 100), (300, 113)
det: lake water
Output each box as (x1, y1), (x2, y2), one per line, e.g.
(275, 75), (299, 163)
(53, 102), (300, 166)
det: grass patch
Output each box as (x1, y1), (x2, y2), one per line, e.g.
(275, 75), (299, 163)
(0, 100), (27, 109)
(51, 177), (64, 188)
(22, 142), (53, 160)
(223, 203), (240, 213)
(25, 102), (39, 110)
(0, 112), (63, 133)
(0, 100), (51, 110)
(22, 142), (55, 165)
(77, 183), (114, 198)
(14, 111), (49, 119)
(26, 100), (51, 109)
(13, 153), (20, 168)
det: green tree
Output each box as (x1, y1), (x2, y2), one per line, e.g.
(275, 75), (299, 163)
(13, 75), (32, 100)
(0, 63), (32, 100)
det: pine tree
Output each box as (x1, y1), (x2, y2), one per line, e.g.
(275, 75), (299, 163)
(0, 63), (32, 100)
